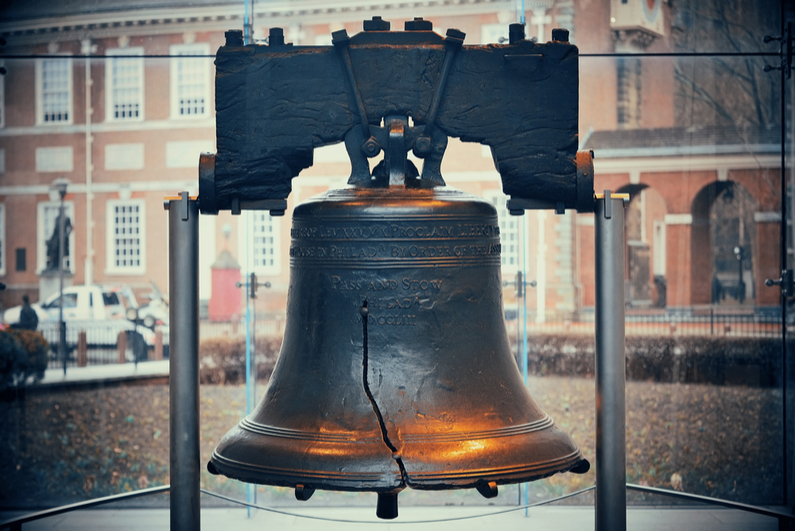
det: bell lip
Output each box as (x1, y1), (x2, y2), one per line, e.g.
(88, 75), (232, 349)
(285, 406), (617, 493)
(208, 451), (405, 493)
(207, 449), (588, 493)
(401, 449), (587, 489)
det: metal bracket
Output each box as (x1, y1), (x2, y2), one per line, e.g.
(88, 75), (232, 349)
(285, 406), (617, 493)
(421, 28), (465, 140)
(764, 21), (793, 79)
(765, 269), (794, 297)
(594, 191), (630, 221)
(180, 191), (190, 221)
(333, 29), (373, 144)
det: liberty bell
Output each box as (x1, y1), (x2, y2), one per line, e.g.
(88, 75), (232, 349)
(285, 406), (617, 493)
(204, 20), (593, 519)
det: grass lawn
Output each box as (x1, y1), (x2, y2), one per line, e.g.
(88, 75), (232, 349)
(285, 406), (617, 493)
(0, 375), (783, 510)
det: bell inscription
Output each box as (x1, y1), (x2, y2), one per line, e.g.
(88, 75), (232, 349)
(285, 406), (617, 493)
(210, 187), (588, 516)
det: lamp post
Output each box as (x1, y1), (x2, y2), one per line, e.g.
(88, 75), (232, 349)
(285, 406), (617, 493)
(52, 177), (69, 375)
(734, 245), (745, 304)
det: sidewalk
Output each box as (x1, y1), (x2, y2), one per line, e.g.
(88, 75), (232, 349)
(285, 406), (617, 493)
(31, 359), (170, 390)
(0, 505), (781, 530)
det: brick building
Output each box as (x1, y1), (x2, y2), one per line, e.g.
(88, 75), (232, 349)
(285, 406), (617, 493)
(0, 0), (783, 320)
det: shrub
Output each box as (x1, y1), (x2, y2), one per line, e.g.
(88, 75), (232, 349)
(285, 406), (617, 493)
(0, 328), (49, 391)
(199, 335), (281, 385)
(515, 333), (784, 388)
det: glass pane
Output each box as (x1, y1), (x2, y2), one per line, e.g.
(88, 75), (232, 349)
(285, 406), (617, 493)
(579, 54), (784, 505)
(0, 0), (788, 523)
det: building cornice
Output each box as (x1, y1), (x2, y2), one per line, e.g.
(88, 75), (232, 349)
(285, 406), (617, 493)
(0, 0), (516, 46)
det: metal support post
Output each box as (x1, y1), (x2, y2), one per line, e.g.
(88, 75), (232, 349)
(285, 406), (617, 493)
(167, 193), (200, 531)
(595, 191), (627, 531)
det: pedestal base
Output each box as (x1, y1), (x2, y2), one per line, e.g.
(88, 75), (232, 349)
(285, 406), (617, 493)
(39, 270), (74, 302)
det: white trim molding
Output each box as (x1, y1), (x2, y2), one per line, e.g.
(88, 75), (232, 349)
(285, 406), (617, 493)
(754, 211), (782, 223)
(35, 146), (73, 172)
(665, 214), (693, 225)
(593, 154), (780, 174)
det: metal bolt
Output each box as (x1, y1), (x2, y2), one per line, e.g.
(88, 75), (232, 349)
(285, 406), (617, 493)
(413, 136), (432, 156)
(364, 16), (391, 31)
(224, 29), (243, 47)
(551, 28), (569, 43)
(269, 27), (285, 46)
(361, 137), (381, 157)
(509, 23), (525, 44)
(405, 17), (433, 31)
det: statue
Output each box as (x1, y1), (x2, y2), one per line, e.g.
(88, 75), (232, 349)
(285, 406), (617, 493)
(45, 212), (72, 272)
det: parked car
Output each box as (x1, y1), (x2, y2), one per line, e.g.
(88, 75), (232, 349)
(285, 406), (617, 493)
(3, 285), (158, 349)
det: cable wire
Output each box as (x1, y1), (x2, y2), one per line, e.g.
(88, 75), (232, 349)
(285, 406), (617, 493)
(199, 486), (595, 524)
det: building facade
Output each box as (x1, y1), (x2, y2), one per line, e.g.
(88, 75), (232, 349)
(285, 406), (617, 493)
(0, 0), (784, 320)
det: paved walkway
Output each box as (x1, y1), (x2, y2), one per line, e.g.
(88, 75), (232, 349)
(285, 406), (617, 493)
(31, 359), (169, 389)
(11, 363), (786, 529)
(0, 505), (782, 530)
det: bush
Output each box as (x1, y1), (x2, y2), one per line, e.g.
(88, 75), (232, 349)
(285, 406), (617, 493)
(0, 329), (49, 391)
(199, 336), (281, 385)
(517, 334), (784, 388)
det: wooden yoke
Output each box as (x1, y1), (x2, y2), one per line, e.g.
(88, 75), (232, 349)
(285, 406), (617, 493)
(199, 18), (593, 215)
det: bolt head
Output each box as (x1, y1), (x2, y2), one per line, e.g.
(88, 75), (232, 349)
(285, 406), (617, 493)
(361, 137), (381, 157)
(413, 136), (432, 156)
(551, 28), (569, 42)
(405, 18), (433, 31)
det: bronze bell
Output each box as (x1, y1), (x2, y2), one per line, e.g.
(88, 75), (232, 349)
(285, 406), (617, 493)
(208, 183), (590, 518)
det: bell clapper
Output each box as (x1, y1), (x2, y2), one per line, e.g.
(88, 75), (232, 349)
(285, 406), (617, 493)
(376, 491), (400, 520)
(476, 480), (499, 499)
(295, 484), (315, 501)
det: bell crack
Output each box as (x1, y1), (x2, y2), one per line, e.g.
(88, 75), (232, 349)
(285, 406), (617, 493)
(360, 301), (409, 486)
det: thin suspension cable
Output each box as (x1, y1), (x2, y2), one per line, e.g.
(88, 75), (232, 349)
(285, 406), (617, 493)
(0, 51), (780, 60)
(199, 486), (596, 524)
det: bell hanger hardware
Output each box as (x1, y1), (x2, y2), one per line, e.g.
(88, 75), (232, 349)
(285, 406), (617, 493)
(198, 16), (595, 217)
(199, 16), (594, 520)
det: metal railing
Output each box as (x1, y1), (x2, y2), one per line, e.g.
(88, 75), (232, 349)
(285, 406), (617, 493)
(505, 306), (783, 338)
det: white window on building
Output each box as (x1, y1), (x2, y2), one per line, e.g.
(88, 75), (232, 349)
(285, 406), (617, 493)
(485, 190), (520, 270)
(106, 47), (144, 122)
(37, 201), (75, 273)
(481, 23), (509, 44)
(106, 199), (145, 274)
(0, 61), (5, 128)
(0, 204), (5, 276)
(170, 43), (210, 119)
(240, 211), (281, 276)
(36, 57), (73, 124)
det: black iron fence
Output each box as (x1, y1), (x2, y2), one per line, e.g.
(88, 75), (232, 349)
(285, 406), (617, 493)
(505, 305), (783, 338)
(36, 321), (166, 368)
(32, 307), (782, 370)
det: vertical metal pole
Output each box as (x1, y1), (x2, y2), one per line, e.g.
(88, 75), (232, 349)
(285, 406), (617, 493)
(521, 217), (529, 513)
(58, 195), (66, 375)
(168, 193), (200, 531)
(250, 279), (257, 512)
(595, 191), (626, 531)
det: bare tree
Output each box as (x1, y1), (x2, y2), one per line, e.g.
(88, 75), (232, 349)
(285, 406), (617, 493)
(670, 0), (780, 132)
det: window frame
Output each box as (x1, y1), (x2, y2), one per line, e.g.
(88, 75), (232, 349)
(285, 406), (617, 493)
(35, 55), (73, 126)
(105, 198), (146, 276)
(0, 203), (5, 276)
(484, 189), (522, 272)
(0, 60), (5, 128)
(239, 210), (281, 277)
(169, 43), (211, 120)
(105, 47), (145, 123)
(37, 201), (76, 274)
